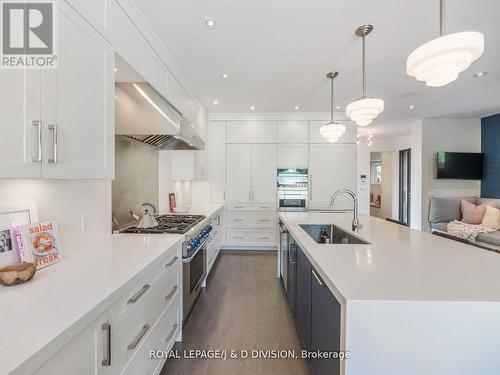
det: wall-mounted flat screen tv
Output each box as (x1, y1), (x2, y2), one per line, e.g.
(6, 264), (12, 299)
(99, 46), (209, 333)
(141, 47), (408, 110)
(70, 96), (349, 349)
(436, 151), (484, 180)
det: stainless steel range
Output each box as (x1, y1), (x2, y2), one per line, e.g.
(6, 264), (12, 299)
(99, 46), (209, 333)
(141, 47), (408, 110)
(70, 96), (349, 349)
(119, 213), (212, 323)
(120, 214), (205, 234)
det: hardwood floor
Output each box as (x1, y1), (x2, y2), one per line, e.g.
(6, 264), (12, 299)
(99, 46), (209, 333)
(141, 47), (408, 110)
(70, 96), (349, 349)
(161, 251), (310, 375)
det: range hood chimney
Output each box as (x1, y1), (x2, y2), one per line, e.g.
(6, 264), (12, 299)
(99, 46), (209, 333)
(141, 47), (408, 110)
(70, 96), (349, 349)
(115, 82), (205, 151)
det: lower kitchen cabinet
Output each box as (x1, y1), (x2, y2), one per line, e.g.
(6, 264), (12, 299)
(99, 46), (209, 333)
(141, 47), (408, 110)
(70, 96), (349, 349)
(295, 245), (311, 350)
(310, 263), (341, 375)
(286, 236), (342, 375)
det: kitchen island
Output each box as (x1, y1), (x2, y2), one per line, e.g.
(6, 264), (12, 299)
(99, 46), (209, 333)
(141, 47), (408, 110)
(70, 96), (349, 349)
(279, 211), (500, 375)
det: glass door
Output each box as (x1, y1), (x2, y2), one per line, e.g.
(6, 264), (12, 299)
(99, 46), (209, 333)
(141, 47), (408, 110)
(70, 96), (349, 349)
(399, 149), (411, 226)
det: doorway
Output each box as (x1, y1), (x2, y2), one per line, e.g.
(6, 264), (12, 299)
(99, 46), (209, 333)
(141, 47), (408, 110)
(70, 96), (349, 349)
(369, 152), (392, 220)
(399, 149), (411, 226)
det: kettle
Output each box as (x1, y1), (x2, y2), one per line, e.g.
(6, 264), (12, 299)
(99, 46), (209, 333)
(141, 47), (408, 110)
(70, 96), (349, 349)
(133, 202), (159, 229)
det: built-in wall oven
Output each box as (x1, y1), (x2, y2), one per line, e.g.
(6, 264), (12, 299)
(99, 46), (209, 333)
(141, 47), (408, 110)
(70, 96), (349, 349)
(277, 168), (309, 210)
(182, 223), (212, 322)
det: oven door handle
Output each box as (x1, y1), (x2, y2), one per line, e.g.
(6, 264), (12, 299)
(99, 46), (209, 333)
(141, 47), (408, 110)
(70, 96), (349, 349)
(182, 237), (209, 263)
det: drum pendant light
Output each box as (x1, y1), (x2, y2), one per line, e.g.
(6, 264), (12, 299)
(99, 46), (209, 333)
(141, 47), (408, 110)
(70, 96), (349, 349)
(407, 0), (484, 87)
(346, 25), (384, 127)
(320, 72), (345, 143)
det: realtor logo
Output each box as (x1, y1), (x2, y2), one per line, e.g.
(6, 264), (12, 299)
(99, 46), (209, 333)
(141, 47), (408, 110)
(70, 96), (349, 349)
(1, 0), (58, 68)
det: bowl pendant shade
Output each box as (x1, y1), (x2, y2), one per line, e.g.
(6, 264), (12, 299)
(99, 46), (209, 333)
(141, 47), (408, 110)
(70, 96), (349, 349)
(346, 97), (384, 127)
(320, 123), (346, 143)
(407, 31), (484, 87)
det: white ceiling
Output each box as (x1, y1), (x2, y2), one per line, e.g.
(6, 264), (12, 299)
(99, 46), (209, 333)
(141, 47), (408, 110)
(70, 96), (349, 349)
(135, 0), (500, 138)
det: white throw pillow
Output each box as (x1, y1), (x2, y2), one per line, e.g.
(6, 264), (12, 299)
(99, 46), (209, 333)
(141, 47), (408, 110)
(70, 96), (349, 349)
(481, 205), (500, 230)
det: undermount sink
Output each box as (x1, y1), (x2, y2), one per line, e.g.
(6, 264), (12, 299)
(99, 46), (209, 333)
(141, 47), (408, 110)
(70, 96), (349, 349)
(299, 224), (371, 245)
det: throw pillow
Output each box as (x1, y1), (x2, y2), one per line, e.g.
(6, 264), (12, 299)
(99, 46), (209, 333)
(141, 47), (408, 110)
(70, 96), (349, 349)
(481, 205), (500, 230)
(461, 199), (496, 225)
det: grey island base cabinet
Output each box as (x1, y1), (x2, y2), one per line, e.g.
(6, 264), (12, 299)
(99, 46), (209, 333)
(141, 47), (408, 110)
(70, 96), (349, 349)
(287, 234), (341, 375)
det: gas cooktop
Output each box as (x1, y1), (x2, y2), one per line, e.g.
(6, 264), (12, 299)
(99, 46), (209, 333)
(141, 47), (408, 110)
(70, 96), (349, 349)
(120, 214), (206, 234)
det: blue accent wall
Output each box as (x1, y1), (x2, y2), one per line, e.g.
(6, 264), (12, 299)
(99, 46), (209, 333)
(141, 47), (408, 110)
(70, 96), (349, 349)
(481, 114), (500, 198)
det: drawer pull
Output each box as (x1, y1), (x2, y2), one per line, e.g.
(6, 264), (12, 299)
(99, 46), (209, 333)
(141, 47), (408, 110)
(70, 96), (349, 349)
(165, 323), (179, 343)
(259, 236), (271, 240)
(233, 236), (244, 239)
(166, 256), (178, 267)
(312, 269), (324, 286)
(165, 285), (178, 301)
(259, 206), (270, 209)
(127, 284), (151, 304)
(233, 206), (244, 209)
(127, 323), (151, 350)
(101, 323), (111, 366)
(259, 219), (270, 222)
(233, 218), (244, 222)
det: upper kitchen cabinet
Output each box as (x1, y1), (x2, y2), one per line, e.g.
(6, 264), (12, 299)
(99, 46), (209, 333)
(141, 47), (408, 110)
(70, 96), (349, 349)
(226, 143), (276, 203)
(0, 3), (113, 179)
(277, 121), (309, 143)
(277, 144), (308, 168)
(210, 122), (227, 203)
(0, 70), (43, 178)
(65, 0), (115, 42)
(227, 121), (276, 143)
(309, 121), (357, 144)
(251, 144), (277, 203)
(41, 2), (114, 179)
(226, 144), (252, 202)
(309, 144), (356, 210)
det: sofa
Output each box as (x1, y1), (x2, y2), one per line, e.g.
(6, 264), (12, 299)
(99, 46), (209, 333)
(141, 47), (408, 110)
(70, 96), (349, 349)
(428, 196), (500, 250)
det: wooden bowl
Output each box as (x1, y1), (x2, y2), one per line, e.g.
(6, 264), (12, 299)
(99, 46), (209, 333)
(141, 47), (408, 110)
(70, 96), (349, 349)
(0, 263), (36, 286)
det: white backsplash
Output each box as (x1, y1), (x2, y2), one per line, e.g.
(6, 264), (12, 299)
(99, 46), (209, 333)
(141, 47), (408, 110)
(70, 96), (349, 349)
(0, 179), (111, 251)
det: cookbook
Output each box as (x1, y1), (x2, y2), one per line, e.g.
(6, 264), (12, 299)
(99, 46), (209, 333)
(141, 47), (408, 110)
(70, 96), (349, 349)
(12, 220), (62, 269)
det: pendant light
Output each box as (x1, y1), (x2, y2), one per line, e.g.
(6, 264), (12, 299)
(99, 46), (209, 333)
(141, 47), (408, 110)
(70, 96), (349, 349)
(346, 25), (384, 127)
(407, 0), (484, 87)
(320, 72), (345, 143)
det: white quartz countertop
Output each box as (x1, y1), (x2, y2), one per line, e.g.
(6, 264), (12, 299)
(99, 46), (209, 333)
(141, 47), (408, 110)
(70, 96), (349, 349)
(279, 211), (500, 302)
(0, 203), (224, 375)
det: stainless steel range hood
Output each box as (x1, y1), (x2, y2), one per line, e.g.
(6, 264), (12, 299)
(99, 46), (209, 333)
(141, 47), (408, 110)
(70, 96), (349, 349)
(115, 82), (205, 150)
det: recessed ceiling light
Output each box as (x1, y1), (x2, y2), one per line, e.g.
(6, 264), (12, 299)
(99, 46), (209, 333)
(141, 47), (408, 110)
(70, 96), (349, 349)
(205, 18), (216, 29)
(473, 71), (487, 77)
(294, 106), (300, 110)
(221, 74), (228, 79)
(114, 67), (117, 72)
(335, 105), (341, 110)
(213, 100), (219, 105)
(250, 106), (255, 110)
(409, 104), (415, 109)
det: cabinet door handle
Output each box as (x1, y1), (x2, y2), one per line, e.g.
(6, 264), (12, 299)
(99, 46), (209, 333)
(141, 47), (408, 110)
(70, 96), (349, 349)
(249, 191), (252, 201)
(127, 284), (150, 304)
(166, 256), (178, 267)
(259, 219), (270, 222)
(32, 120), (42, 162)
(165, 323), (179, 343)
(259, 236), (271, 240)
(234, 236), (244, 239)
(259, 206), (270, 209)
(217, 215), (221, 225)
(48, 125), (58, 163)
(311, 269), (324, 286)
(165, 285), (178, 301)
(233, 206), (244, 209)
(101, 323), (111, 366)
(127, 323), (151, 350)
(233, 218), (244, 222)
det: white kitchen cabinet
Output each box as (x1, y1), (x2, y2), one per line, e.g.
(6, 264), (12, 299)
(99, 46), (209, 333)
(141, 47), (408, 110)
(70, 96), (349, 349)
(277, 144), (308, 167)
(226, 144), (277, 203)
(226, 144), (252, 202)
(251, 144), (277, 203)
(277, 121), (309, 143)
(0, 3), (114, 180)
(42, 3), (114, 179)
(0, 70), (42, 178)
(309, 120), (357, 144)
(309, 144), (357, 209)
(209, 122), (227, 203)
(227, 121), (276, 143)
(193, 149), (208, 180)
(35, 312), (112, 375)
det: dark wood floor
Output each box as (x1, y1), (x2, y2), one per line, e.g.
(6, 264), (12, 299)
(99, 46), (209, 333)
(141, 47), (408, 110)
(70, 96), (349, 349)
(161, 251), (310, 375)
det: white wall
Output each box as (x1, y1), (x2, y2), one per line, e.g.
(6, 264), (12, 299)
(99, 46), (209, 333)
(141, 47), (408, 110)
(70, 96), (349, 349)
(419, 118), (481, 231)
(0, 179), (111, 251)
